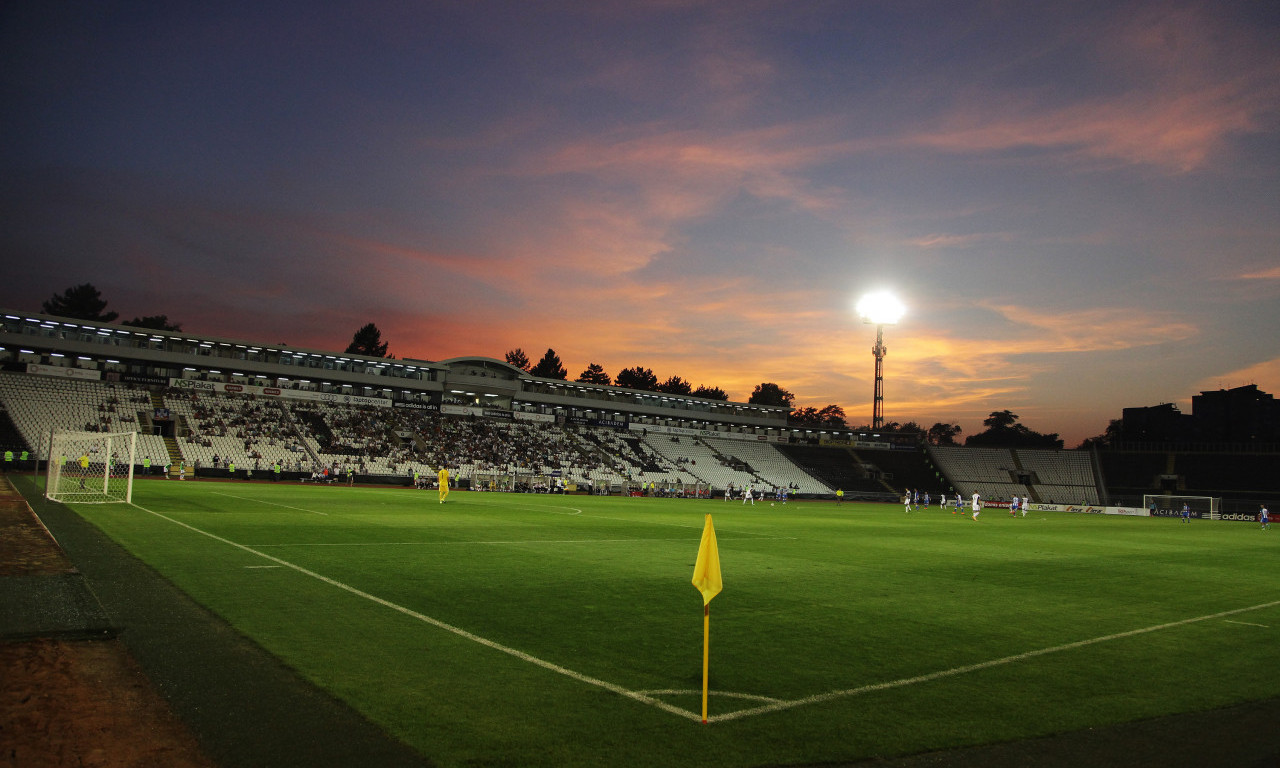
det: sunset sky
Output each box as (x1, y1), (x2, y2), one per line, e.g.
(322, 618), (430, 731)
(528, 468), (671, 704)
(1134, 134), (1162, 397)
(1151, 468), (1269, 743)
(3, 1), (1278, 446)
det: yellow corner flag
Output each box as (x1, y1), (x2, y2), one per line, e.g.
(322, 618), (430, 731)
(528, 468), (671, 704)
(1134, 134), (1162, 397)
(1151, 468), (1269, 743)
(692, 513), (722, 605)
(692, 513), (722, 723)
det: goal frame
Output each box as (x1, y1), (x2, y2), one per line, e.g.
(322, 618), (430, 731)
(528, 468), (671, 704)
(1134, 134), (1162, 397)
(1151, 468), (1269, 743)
(1143, 494), (1221, 517)
(46, 429), (137, 504)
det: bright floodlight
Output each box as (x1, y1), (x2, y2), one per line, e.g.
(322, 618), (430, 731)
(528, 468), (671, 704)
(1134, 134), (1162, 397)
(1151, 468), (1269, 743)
(856, 290), (905, 430)
(856, 290), (906, 326)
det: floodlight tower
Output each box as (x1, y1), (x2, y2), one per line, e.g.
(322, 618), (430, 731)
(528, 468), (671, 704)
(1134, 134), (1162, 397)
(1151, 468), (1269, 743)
(855, 290), (905, 431)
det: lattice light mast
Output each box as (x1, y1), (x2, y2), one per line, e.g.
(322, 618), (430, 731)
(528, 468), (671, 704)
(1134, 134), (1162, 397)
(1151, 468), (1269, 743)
(855, 291), (905, 431)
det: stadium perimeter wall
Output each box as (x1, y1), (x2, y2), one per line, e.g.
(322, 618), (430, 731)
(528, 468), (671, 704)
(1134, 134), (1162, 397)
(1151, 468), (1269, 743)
(1026, 503), (1148, 517)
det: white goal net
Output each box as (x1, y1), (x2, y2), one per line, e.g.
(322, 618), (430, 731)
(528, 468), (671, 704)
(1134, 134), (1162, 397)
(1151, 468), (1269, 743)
(1143, 494), (1220, 517)
(46, 430), (137, 504)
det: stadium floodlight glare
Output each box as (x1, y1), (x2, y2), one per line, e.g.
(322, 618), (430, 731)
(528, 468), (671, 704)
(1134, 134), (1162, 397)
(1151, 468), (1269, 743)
(856, 290), (906, 326)
(856, 290), (906, 431)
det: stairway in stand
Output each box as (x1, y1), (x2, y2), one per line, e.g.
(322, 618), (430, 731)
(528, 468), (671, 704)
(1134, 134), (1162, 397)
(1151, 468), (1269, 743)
(149, 391), (185, 473)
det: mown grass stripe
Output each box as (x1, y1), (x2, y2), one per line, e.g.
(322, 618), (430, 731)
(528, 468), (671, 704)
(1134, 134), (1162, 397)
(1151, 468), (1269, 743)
(711, 598), (1280, 722)
(130, 501), (704, 722)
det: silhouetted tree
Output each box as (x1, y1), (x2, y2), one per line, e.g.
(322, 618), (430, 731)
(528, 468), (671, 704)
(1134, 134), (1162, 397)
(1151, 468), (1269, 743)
(1078, 419), (1123, 450)
(505, 348), (531, 371)
(123, 315), (182, 331)
(965, 410), (1063, 448)
(790, 407), (822, 427)
(748, 382), (794, 408)
(615, 366), (659, 391)
(529, 348), (568, 380)
(927, 422), (963, 446)
(880, 421), (924, 435)
(345, 323), (391, 357)
(656, 375), (692, 395)
(575, 363), (612, 386)
(692, 385), (729, 401)
(983, 410), (1019, 430)
(817, 404), (847, 428)
(42, 283), (118, 322)
(793, 405), (847, 428)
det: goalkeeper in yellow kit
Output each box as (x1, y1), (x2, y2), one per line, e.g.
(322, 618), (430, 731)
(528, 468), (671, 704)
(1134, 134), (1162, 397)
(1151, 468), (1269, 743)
(438, 467), (450, 504)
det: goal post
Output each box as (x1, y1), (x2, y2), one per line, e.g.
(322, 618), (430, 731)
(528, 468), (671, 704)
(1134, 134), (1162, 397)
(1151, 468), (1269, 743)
(1143, 494), (1221, 517)
(46, 430), (137, 504)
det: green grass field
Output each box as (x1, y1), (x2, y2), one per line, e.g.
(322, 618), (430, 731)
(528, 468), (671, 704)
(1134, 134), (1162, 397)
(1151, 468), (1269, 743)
(49, 480), (1280, 766)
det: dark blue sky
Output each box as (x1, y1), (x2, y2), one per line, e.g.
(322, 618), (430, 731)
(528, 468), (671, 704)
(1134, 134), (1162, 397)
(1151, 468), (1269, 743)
(3, 0), (1278, 444)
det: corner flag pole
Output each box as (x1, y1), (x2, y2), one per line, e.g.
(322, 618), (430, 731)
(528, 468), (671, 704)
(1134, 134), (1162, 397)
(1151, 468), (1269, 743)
(701, 603), (711, 723)
(691, 513), (722, 724)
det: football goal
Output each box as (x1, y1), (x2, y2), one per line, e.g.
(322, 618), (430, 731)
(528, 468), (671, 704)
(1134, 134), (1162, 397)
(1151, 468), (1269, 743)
(46, 430), (137, 504)
(1143, 494), (1220, 517)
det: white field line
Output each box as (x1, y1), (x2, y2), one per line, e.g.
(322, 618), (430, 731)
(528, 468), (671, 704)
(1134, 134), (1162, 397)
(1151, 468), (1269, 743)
(129, 502), (702, 722)
(638, 689), (785, 704)
(708, 598), (1280, 723)
(249, 536), (799, 548)
(212, 491), (328, 515)
(131, 497), (1280, 726)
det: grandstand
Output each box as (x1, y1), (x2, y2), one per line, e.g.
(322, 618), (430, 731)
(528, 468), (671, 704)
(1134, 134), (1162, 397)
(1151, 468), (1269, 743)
(0, 372), (169, 469)
(1018, 448), (1101, 504)
(929, 445), (1103, 505)
(1, 309), (1276, 508)
(775, 443), (887, 496)
(169, 388), (309, 472)
(632, 433), (731, 490)
(703, 436), (830, 495)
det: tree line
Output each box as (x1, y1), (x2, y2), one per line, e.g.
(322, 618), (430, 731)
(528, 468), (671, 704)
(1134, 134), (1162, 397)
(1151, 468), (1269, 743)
(485, 346), (1072, 446)
(875, 411), (1064, 449)
(503, 347), (731, 400)
(502, 348), (1066, 447)
(501, 347), (859, 428)
(39, 282), (183, 331)
(33, 283), (1074, 447)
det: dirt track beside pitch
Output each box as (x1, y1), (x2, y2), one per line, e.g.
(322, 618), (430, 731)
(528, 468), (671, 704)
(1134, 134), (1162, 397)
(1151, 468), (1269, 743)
(0, 479), (214, 768)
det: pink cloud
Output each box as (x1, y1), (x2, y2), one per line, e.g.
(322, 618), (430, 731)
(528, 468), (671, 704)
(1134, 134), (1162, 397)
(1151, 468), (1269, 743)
(901, 84), (1266, 172)
(899, 6), (1279, 172)
(982, 303), (1199, 353)
(903, 232), (1016, 249)
(1196, 358), (1280, 397)
(1239, 266), (1280, 280)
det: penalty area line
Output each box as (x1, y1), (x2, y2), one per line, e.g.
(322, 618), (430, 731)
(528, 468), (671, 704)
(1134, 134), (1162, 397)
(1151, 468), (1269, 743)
(710, 598), (1280, 723)
(127, 501), (703, 723)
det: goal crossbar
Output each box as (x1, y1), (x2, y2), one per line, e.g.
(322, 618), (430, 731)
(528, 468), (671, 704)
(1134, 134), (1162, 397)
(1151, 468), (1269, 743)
(1143, 494), (1221, 515)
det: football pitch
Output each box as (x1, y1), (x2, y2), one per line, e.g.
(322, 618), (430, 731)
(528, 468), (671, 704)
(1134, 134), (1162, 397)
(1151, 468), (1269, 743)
(50, 481), (1280, 766)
